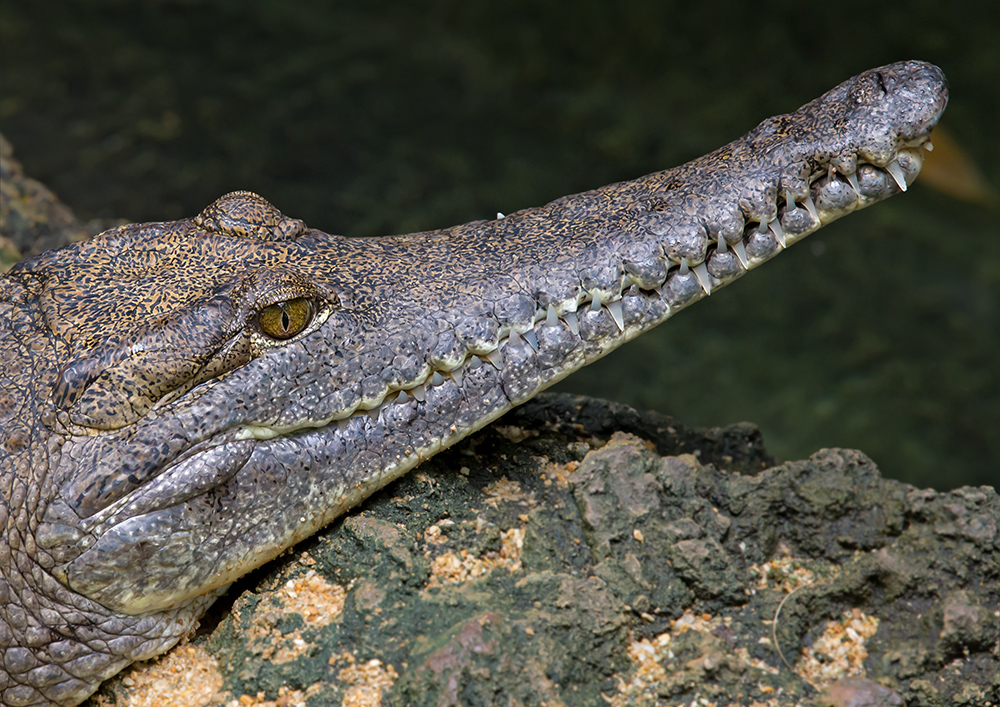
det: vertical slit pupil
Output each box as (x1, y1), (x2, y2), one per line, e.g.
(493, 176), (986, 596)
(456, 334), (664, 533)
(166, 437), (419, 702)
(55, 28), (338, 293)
(258, 297), (313, 340)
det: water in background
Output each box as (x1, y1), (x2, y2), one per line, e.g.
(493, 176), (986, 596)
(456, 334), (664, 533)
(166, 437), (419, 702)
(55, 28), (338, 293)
(1, 1), (997, 490)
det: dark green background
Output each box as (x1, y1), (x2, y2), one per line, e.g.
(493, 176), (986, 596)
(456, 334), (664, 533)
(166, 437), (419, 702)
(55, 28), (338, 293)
(1, 1), (997, 489)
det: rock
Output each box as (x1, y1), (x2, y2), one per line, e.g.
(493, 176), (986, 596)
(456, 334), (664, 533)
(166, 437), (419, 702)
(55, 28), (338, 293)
(817, 677), (903, 707)
(0, 132), (92, 271)
(90, 394), (1000, 707)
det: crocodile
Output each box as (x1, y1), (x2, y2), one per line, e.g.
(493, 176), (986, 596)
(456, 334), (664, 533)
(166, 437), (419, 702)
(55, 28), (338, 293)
(0, 60), (948, 706)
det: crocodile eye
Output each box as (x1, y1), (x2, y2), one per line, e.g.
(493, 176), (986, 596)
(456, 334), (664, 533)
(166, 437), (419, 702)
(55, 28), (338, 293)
(257, 297), (314, 340)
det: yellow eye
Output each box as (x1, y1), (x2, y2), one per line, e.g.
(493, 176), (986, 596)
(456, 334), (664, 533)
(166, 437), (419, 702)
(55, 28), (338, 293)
(257, 298), (314, 340)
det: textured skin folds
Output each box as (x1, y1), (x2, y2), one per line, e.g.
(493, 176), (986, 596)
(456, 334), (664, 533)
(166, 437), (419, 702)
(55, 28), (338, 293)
(0, 61), (947, 705)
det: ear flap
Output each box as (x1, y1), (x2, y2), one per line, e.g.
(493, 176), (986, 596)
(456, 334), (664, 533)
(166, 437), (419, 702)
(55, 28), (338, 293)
(54, 287), (245, 429)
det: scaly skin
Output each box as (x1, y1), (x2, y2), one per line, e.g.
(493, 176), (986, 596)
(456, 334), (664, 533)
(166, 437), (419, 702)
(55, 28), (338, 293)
(0, 61), (947, 706)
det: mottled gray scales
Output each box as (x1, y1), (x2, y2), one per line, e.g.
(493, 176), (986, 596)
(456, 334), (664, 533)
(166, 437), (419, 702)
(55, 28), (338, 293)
(0, 61), (947, 705)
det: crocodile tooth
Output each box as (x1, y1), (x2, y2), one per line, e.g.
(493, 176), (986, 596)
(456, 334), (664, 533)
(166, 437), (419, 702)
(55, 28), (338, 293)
(564, 311), (580, 336)
(732, 240), (750, 269)
(397, 390), (411, 403)
(509, 330), (523, 347)
(497, 211), (506, 219)
(590, 290), (602, 312)
(846, 172), (861, 196)
(469, 356), (483, 369)
(803, 194), (819, 222)
(785, 192), (796, 210)
(924, 140), (934, 152)
(716, 235), (728, 253)
(337, 418), (351, 430)
(484, 349), (503, 369)
(693, 263), (712, 295)
(767, 219), (786, 248)
(545, 303), (559, 326)
(449, 368), (464, 387)
(366, 406), (382, 421)
(887, 159), (909, 192)
(607, 301), (624, 331)
(523, 329), (539, 352)
(431, 371), (445, 386)
(411, 384), (426, 402)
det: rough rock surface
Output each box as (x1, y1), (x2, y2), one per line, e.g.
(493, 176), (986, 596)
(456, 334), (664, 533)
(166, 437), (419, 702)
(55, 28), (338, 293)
(0, 132), (90, 270)
(88, 394), (999, 707)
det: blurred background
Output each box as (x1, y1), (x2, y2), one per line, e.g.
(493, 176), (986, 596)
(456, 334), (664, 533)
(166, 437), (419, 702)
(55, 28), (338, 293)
(1, 0), (997, 490)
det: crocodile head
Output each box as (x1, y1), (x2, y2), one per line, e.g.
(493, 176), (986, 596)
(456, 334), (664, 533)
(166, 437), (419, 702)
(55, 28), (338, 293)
(0, 60), (947, 705)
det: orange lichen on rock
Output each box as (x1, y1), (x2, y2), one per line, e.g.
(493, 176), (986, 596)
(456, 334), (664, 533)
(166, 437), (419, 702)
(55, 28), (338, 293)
(93, 644), (226, 707)
(427, 526), (525, 586)
(797, 608), (880, 684)
(336, 654), (400, 707)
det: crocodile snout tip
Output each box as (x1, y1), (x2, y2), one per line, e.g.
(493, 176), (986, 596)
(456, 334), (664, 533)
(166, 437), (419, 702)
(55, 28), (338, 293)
(862, 60), (949, 140)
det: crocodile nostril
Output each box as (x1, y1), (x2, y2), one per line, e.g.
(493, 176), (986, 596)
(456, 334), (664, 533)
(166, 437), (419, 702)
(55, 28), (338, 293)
(875, 70), (888, 94)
